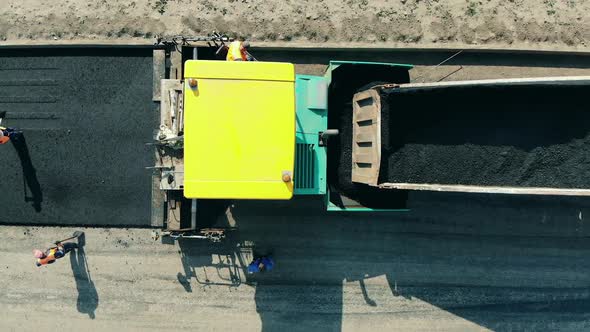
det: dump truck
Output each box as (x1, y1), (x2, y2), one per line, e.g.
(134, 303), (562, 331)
(150, 36), (590, 238)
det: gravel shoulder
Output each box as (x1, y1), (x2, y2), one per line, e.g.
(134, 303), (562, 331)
(2, 208), (589, 332)
(1, 0), (589, 51)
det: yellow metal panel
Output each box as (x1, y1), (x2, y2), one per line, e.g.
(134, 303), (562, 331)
(183, 60), (296, 199)
(184, 60), (295, 82)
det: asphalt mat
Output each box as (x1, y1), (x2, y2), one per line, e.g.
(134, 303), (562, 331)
(0, 47), (157, 226)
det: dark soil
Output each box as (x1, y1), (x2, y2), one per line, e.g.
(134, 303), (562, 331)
(379, 83), (590, 188)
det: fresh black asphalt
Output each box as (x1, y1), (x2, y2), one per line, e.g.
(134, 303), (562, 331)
(0, 47), (156, 226)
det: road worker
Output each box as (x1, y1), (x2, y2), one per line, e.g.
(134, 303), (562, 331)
(247, 255), (274, 274)
(34, 241), (78, 267)
(0, 127), (21, 144)
(0, 127), (12, 144)
(0, 128), (8, 144)
(226, 40), (252, 61)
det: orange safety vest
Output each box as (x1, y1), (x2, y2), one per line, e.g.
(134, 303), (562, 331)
(0, 127), (8, 144)
(226, 41), (247, 61)
(36, 247), (63, 266)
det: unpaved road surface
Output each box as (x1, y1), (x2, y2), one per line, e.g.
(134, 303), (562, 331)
(2, 196), (590, 332)
(1, 25), (590, 332)
(0, 0), (589, 50)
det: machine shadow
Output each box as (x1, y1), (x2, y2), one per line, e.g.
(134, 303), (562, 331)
(233, 194), (590, 332)
(172, 197), (346, 332)
(175, 200), (244, 292)
(177, 238), (243, 292)
(69, 233), (99, 319)
(10, 133), (43, 212)
(172, 192), (590, 331)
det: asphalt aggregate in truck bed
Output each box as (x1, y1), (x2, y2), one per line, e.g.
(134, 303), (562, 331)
(378, 84), (590, 188)
(327, 66), (410, 208)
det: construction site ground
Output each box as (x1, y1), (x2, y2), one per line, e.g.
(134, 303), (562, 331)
(0, 0), (589, 51)
(1, 10), (590, 329)
(1, 46), (590, 331)
(3, 196), (590, 331)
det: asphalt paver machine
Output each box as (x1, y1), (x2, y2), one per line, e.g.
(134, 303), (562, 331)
(150, 36), (414, 240)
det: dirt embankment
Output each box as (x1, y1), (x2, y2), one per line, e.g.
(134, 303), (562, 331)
(0, 0), (588, 50)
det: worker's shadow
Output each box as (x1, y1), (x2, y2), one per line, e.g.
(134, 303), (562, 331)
(69, 233), (99, 319)
(10, 133), (43, 212)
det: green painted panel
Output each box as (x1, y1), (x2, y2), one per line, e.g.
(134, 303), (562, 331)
(294, 74), (328, 195)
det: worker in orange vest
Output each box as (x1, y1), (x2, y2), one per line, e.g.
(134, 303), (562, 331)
(226, 40), (252, 61)
(34, 242), (77, 267)
(0, 127), (18, 144)
(0, 128), (8, 144)
(0, 111), (10, 144)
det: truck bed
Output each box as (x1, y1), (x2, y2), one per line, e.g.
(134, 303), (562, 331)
(327, 63), (411, 209)
(351, 77), (590, 197)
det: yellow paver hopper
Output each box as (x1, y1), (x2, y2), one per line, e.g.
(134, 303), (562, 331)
(183, 60), (296, 199)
